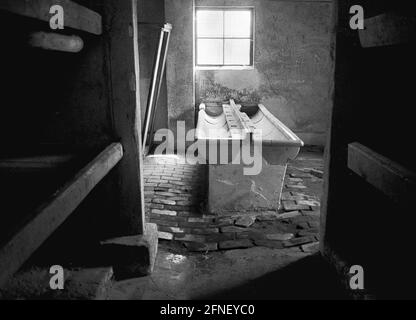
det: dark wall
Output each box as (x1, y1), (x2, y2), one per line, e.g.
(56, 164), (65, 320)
(322, 0), (416, 298)
(0, 0), (147, 256)
(0, 6), (112, 153)
(165, 0), (195, 138)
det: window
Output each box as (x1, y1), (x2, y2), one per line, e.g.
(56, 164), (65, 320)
(195, 8), (254, 68)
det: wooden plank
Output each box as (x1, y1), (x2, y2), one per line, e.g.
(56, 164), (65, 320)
(359, 13), (416, 48)
(239, 111), (256, 133)
(230, 99), (254, 135)
(0, 0), (102, 35)
(0, 154), (77, 170)
(29, 32), (84, 53)
(0, 143), (123, 288)
(348, 142), (416, 204)
(222, 104), (243, 139)
(104, 0), (146, 236)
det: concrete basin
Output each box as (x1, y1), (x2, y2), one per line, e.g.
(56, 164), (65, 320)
(195, 101), (304, 215)
(195, 103), (303, 166)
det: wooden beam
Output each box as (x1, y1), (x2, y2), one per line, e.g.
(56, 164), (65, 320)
(223, 104), (244, 139)
(29, 32), (84, 53)
(0, 0), (102, 35)
(104, 0), (145, 236)
(0, 143), (123, 288)
(348, 142), (416, 204)
(0, 154), (77, 170)
(359, 13), (416, 48)
(230, 99), (254, 135)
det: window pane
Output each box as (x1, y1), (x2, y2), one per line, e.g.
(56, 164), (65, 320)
(196, 10), (223, 38)
(224, 39), (251, 65)
(224, 10), (252, 38)
(197, 39), (224, 65)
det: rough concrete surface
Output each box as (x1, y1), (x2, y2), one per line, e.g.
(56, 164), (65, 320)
(100, 223), (158, 279)
(109, 246), (347, 300)
(208, 163), (286, 213)
(1, 267), (114, 300)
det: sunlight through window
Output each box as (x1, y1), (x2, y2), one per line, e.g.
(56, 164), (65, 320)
(196, 8), (254, 67)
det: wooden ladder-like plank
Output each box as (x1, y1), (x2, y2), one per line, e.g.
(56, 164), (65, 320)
(223, 103), (244, 139)
(230, 99), (254, 135)
(359, 12), (415, 48)
(348, 142), (416, 205)
(0, 143), (123, 288)
(223, 100), (255, 139)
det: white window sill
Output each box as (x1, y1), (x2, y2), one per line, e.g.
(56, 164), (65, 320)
(195, 65), (254, 71)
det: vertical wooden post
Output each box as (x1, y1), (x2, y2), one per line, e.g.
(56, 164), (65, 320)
(320, 0), (339, 256)
(104, 0), (145, 236)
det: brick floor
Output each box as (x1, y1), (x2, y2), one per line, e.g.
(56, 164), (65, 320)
(144, 148), (324, 253)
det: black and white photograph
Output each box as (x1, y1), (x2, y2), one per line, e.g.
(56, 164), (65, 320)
(0, 0), (415, 305)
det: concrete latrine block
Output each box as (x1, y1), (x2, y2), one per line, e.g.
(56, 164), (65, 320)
(100, 223), (158, 280)
(208, 163), (286, 214)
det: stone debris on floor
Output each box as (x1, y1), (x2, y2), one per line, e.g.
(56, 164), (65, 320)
(144, 149), (323, 254)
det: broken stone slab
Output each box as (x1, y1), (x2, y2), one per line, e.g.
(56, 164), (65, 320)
(151, 209), (177, 216)
(277, 211), (301, 220)
(188, 217), (210, 223)
(297, 228), (320, 237)
(234, 215), (256, 228)
(282, 201), (311, 212)
(236, 230), (266, 241)
(184, 242), (218, 252)
(309, 221), (320, 229)
(289, 173), (313, 178)
(292, 193), (320, 201)
(205, 232), (235, 242)
(288, 177), (303, 182)
(296, 222), (310, 230)
(303, 209), (320, 217)
(221, 226), (248, 233)
(159, 226), (185, 234)
(1, 267), (113, 300)
(296, 200), (321, 207)
(283, 236), (316, 248)
(301, 242), (320, 253)
(210, 218), (235, 227)
(282, 194), (308, 201)
(100, 223), (158, 280)
(286, 184), (307, 189)
(218, 239), (254, 250)
(254, 240), (285, 249)
(256, 211), (280, 221)
(308, 169), (324, 179)
(290, 215), (317, 225)
(174, 233), (206, 242)
(187, 227), (220, 235)
(265, 233), (294, 241)
(152, 198), (176, 205)
(158, 231), (174, 240)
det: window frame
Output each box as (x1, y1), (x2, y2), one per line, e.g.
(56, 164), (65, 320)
(195, 6), (255, 70)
